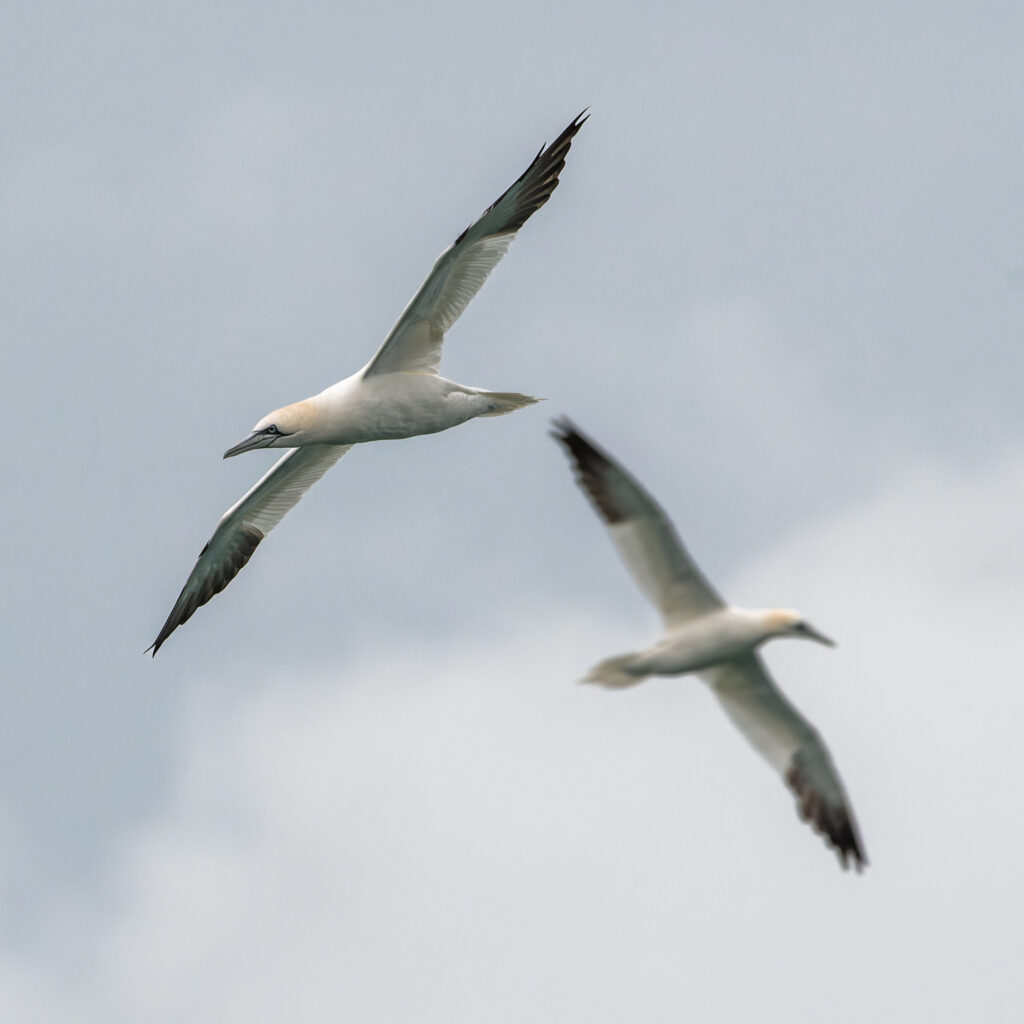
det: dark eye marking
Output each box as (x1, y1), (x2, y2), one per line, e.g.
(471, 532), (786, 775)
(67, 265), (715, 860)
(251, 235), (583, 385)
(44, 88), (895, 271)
(263, 425), (281, 435)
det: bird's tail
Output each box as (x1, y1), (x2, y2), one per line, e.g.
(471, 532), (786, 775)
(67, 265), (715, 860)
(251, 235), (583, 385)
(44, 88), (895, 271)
(478, 391), (542, 417)
(580, 653), (648, 690)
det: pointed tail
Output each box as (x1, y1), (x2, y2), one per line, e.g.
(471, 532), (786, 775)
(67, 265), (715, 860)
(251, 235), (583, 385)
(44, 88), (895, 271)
(478, 391), (541, 417)
(581, 653), (648, 689)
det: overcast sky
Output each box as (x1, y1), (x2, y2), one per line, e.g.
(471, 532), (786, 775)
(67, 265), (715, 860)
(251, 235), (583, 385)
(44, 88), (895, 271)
(4, 1), (1024, 1020)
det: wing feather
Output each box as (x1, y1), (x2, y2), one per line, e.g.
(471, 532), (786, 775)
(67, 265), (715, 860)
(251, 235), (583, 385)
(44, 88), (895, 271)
(552, 418), (724, 625)
(701, 653), (867, 870)
(363, 112), (587, 378)
(149, 444), (351, 654)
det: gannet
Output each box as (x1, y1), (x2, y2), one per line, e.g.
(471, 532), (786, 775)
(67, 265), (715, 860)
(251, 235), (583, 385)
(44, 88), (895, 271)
(552, 419), (866, 871)
(149, 112), (587, 655)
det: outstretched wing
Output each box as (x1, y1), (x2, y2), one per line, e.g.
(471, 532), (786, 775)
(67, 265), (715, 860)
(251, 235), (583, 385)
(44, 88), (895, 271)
(149, 443), (351, 655)
(701, 653), (867, 871)
(362, 111), (587, 378)
(552, 418), (725, 626)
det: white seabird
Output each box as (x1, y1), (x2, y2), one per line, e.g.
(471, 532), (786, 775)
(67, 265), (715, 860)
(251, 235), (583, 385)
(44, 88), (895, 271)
(149, 112), (588, 655)
(552, 419), (866, 871)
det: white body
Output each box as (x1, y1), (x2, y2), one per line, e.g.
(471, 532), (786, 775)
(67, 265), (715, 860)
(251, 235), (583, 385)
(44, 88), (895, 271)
(292, 372), (516, 446)
(623, 608), (782, 677)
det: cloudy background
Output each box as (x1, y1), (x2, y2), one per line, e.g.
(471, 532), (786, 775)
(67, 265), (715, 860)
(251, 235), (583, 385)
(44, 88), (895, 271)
(5, 1), (1024, 1019)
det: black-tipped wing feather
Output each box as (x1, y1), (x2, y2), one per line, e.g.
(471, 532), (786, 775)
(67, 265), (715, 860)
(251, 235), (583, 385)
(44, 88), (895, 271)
(552, 418), (724, 625)
(149, 444), (351, 655)
(701, 653), (867, 870)
(363, 112), (587, 378)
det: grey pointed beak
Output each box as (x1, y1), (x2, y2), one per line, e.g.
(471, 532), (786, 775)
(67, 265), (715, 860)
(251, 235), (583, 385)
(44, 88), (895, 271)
(223, 432), (269, 458)
(804, 623), (836, 648)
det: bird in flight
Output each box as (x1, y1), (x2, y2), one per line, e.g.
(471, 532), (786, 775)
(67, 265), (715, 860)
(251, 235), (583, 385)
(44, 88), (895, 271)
(552, 419), (866, 870)
(150, 112), (588, 655)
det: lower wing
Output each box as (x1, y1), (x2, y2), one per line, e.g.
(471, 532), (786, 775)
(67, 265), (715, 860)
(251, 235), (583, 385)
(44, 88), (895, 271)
(149, 443), (351, 655)
(701, 652), (867, 871)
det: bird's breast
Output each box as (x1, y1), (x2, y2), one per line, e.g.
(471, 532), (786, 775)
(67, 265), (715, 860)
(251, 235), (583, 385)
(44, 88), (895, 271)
(636, 614), (760, 676)
(314, 375), (482, 444)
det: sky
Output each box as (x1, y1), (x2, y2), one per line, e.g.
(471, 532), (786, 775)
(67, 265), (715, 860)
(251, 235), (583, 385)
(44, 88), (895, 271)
(4, 1), (1024, 1019)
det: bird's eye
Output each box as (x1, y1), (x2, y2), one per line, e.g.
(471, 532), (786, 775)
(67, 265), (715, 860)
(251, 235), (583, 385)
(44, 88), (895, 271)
(265, 425), (279, 435)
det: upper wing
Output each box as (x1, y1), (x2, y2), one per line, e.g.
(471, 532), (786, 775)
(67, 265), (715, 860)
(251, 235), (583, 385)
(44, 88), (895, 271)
(362, 111), (587, 378)
(149, 443), (351, 655)
(701, 652), (867, 871)
(552, 418), (725, 626)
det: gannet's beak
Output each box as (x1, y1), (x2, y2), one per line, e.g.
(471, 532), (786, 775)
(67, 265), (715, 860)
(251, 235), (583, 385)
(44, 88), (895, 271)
(223, 432), (270, 458)
(804, 623), (836, 648)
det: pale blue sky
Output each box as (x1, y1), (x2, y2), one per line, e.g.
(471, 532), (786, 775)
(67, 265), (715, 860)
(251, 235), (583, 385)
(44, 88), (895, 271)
(4, 2), (1024, 1019)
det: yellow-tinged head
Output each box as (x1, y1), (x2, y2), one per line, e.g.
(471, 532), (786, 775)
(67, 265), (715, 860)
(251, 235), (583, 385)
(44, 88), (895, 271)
(762, 608), (836, 647)
(223, 401), (319, 458)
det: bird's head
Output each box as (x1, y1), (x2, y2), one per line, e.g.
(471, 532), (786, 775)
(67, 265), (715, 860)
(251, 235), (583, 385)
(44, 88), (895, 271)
(223, 401), (317, 458)
(762, 608), (836, 648)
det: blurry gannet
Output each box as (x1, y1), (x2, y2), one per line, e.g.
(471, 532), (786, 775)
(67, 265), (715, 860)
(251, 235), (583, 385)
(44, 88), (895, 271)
(552, 419), (866, 871)
(149, 112), (587, 655)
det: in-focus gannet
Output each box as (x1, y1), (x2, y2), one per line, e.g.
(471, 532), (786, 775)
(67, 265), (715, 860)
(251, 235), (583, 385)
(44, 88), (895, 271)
(149, 112), (587, 655)
(552, 419), (866, 871)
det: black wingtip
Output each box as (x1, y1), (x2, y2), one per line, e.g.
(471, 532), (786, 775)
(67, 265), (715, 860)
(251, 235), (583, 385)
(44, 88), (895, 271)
(146, 629), (169, 658)
(549, 414), (578, 443)
(539, 110), (590, 151)
(464, 111), (589, 245)
(550, 417), (611, 468)
(786, 754), (868, 873)
(838, 840), (868, 873)
(549, 417), (632, 526)
(148, 525), (264, 659)
(550, 415), (589, 462)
